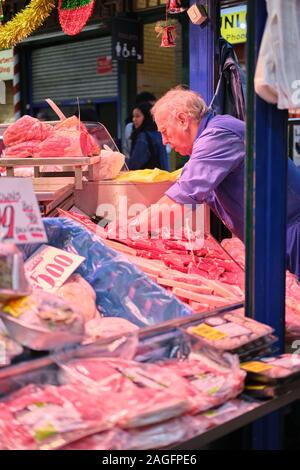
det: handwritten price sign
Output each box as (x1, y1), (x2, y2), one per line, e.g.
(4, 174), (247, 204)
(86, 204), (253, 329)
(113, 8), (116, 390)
(25, 245), (85, 292)
(0, 178), (47, 244)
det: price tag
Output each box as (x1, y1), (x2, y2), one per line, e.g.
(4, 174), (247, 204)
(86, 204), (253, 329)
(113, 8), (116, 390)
(25, 245), (85, 292)
(240, 361), (273, 374)
(189, 323), (228, 341)
(0, 178), (47, 244)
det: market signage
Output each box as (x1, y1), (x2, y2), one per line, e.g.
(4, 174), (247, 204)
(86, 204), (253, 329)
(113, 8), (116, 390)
(221, 5), (247, 44)
(112, 17), (143, 63)
(0, 49), (14, 81)
(0, 178), (47, 244)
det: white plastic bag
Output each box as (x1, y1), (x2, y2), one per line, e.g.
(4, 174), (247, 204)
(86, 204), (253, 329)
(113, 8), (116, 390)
(96, 145), (125, 180)
(255, 0), (300, 109)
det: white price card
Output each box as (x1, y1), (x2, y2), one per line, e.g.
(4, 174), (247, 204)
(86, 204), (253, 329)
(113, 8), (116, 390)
(25, 245), (85, 292)
(0, 177), (47, 244)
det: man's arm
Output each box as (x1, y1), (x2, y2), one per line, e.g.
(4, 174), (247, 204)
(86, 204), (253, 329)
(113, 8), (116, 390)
(127, 194), (187, 238)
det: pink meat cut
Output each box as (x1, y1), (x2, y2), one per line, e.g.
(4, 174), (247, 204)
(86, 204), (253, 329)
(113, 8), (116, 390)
(3, 116), (53, 147)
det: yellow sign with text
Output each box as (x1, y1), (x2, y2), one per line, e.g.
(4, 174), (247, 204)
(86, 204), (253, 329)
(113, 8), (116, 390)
(221, 6), (247, 45)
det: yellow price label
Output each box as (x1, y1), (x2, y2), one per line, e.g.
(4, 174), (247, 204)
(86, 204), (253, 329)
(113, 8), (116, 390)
(245, 385), (267, 391)
(3, 296), (33, 318)
(241, 361), (273, 374)
(189, 324), (228, 341)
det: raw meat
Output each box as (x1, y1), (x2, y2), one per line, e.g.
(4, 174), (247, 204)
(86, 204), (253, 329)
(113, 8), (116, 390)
(36, 116), (99, 158)
(3, 115), (52, 146)
(0, 383), (121, 450)
(3, 141), (41, 158)
(58, 274), (97, 322)
(58, 357), (191, 427)
(84, 316), (138, 343)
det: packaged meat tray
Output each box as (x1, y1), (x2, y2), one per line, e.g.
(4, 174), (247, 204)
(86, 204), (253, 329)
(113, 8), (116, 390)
(0, 383), (124, 450)
(241, 354), (300, 384)
(183, 311), (274, 354)
(0, 291), (84, 351)
(58, 357), (190, 428)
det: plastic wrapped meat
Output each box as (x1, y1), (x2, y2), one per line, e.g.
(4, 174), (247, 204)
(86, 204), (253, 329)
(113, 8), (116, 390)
(58, 357), (190, 427)
(0, 244), (31, 301)
(241, 354), (300, 381)
(58, 274), (97, 322)
(62, 428), (129, 450)
(160, 353), (246, 413)
(64, 415), (210, 450)
(0, 383), (122, 450)
(202, 399), (259, 426)
(0, 319), (23, 367)
(186, 312), (273, 351)
(0, 291), (84, 350)
(3, 115), (52, 147)
(83, 316), (138, 344)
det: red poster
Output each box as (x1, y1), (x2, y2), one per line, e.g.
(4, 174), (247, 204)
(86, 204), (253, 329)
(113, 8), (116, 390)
(96, 56), (113, 74)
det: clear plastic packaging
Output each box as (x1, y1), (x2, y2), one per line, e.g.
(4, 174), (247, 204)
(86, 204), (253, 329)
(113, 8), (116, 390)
(0, 319), (23, 367)
(0, 243), (31, 301)
(183, 311), (274, 353)
(19, 217), (192, 327)
(0, 291), (84, 351)
(241, 353), (300, 384)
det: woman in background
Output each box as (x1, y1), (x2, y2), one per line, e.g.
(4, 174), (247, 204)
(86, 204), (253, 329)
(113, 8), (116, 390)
(127, 102), (167, 170)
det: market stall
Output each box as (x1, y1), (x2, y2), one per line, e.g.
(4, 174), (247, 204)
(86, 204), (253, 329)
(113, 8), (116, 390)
(0, 0), (299, 451)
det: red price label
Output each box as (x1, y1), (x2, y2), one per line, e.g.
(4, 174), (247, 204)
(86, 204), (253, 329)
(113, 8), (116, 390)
(0, 205), (15, 240)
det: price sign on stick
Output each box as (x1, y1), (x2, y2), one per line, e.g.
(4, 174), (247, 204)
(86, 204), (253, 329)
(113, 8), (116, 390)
(0, 178), (47, 244)
(25, 245), (85, 292)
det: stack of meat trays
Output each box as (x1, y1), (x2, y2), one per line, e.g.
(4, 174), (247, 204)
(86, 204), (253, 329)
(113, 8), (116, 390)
(241, 354), (300, 398)
(182, 310), (277, 361)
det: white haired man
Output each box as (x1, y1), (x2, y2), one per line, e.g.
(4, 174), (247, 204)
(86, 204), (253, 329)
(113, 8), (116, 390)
(110, 88), (300, 279)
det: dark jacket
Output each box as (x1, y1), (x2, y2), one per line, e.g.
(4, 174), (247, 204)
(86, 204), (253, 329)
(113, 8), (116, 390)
(127, 130), (167, 170)
(211, 38), (246, 121)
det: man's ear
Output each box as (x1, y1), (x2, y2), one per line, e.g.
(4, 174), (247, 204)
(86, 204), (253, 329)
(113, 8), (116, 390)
(176, 111), (189, 130)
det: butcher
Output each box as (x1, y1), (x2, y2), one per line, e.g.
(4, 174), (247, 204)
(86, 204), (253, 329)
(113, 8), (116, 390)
(113, 88), (300, 279)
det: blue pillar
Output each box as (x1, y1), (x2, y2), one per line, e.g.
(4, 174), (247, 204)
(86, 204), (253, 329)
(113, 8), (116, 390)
(246, 0), (287, 450)
(189, 0), (219, 104)
(245, 0), (286, 351)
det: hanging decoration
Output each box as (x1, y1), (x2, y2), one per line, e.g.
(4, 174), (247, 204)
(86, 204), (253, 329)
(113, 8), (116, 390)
(155, 0), (187, 48)
(0, 0), (55, 49)
(155, 20), (177, 48)
(161, 25), (176, 47)
(58, 0), (95, 36)
(157, 1), (175, 48)
(167, 0), (186, 15)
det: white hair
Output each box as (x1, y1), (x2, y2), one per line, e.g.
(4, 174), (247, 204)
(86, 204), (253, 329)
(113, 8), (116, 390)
(151, 88), (208, 124)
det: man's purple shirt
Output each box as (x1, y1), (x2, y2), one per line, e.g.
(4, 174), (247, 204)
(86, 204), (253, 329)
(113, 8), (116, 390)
(166, 111), (245, 240)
